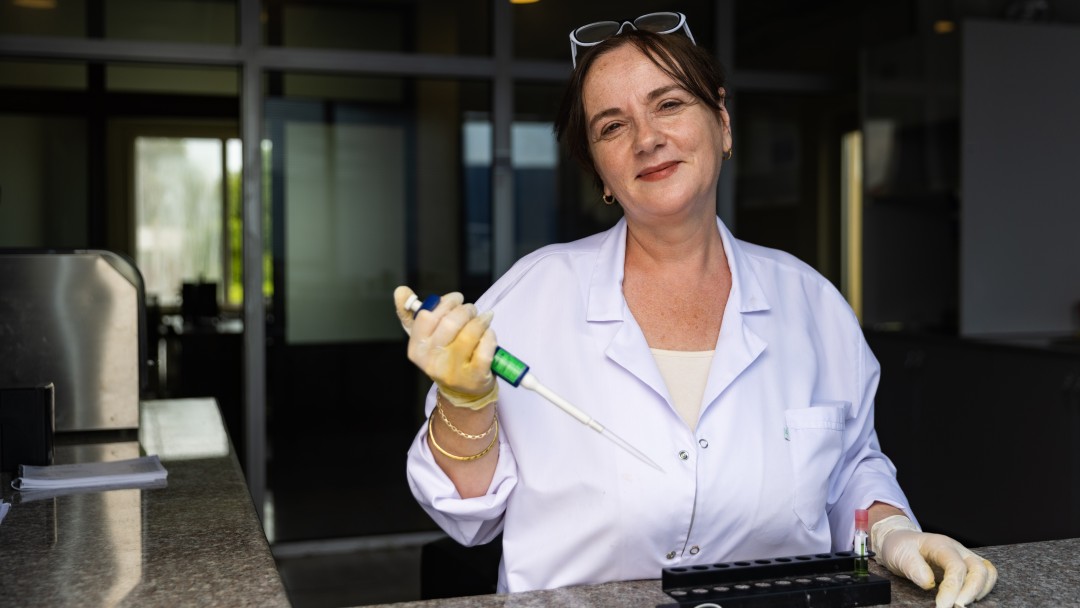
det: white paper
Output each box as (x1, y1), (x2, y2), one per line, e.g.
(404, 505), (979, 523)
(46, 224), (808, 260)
(11, 455), (167, 491)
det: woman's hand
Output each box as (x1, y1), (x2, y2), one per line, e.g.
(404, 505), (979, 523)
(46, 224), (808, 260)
(871, 514), (997, 608)
(394, 286), (498, 410)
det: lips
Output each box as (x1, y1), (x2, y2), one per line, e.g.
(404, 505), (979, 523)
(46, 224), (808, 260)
(637, 161), (679, 181)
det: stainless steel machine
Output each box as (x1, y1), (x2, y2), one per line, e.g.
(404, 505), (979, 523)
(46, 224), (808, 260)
(0, 250), (146, 432)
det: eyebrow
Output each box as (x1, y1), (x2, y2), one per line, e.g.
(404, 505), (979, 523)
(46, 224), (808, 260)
(587, 84), (686, 133)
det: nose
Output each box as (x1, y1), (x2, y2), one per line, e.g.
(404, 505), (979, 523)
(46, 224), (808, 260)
(633, 118), (665, 154)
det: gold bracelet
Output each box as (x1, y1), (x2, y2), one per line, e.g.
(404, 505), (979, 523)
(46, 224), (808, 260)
(428, 410), (499, 462)
(437, 401), (497, 440)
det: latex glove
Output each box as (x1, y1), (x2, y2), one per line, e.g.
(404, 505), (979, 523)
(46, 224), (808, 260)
(872, 515), (997, 608)
(394, 286), (498, 410)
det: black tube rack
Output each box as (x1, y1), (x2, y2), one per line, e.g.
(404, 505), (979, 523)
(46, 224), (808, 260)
(658, 551), (890, 607)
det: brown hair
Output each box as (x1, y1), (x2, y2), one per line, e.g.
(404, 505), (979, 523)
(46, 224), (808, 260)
(554, 30), (727, 188)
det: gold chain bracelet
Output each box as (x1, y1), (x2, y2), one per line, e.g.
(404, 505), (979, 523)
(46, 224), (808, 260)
(428, 411), (499, 462)
(437, 402), (497, 440)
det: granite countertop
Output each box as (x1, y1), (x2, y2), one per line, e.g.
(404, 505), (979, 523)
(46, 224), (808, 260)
(367, 537), (1080, 607)
(0, 399), (289, 607)
(3, 398), (1073, 607)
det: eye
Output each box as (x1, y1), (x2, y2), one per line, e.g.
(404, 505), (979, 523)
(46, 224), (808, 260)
(599, 121), (624, 137)
(658, 99), (684, 111)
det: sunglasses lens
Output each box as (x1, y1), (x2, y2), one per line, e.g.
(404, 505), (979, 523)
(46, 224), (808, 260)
(633, 13), (682, 34)
(574, 21), (622, 44)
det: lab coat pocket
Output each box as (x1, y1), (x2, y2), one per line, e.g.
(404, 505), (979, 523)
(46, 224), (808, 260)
(784, 403), (847, 531)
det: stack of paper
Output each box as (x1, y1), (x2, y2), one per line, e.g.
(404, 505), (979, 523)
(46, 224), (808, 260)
(11, 455), (168, 491)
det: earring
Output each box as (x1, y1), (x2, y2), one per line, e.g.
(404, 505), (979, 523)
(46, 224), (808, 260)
(602, 193), (615, 205)
(723, 148), (734, 161)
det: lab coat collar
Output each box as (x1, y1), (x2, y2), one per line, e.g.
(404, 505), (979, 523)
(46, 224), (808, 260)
(585, 216), (771, 320)
(586, 218), (629, 322)
(585, 216), (770, 412)
(718, 216), (771, 314)
(706, 217), (770, 411)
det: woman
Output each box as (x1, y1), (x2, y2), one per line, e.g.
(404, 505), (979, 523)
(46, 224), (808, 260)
(396, 14), (995, 607)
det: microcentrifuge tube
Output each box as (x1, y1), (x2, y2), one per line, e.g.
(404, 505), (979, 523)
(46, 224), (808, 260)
(854, 508), (869, 577)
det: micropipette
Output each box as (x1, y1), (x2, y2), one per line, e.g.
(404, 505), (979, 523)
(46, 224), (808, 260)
(405, 293), (664, 473)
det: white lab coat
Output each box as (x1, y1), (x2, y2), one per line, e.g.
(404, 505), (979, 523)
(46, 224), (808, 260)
(407, 217), (914, 593)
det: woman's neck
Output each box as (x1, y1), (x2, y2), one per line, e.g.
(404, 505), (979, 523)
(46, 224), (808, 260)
(621, 214), (732, 351)
(624, 213), (725, 275)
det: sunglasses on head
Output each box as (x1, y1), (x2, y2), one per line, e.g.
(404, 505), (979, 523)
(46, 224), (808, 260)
(569, 11), (696, 68)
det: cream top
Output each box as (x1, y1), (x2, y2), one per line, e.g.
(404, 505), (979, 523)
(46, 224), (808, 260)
(650, 348), (715, 431)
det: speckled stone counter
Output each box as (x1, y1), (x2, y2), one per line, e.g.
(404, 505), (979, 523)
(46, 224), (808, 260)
(0, 398), (289, 607)
(368, 537), (1080, 607)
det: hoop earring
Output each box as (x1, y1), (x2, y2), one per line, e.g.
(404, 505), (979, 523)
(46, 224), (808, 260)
(723, 148), (734, 161)
(602, 193), (615, 205)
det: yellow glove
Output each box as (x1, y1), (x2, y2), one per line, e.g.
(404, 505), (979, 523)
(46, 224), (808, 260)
(393, 286), (498, 410)
(871, 515), (997, 608)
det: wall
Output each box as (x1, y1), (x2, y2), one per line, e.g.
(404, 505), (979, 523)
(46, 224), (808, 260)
(961, 20), (1080, 337)
(0, 115), (87, 248)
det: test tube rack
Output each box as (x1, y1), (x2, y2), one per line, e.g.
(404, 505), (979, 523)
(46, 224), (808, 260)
(658, 551), (890, 607)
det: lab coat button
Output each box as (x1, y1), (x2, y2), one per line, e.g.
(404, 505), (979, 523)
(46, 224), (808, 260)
(689, 546), (700, 555)
(666, 551), (677, 560)
(698, 438), (709, 448)
(678, 450), (689, 461)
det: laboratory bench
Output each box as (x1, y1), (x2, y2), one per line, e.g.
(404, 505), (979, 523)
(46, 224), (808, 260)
(0, 398), (289, 607)
(368, 536), (1080, 607)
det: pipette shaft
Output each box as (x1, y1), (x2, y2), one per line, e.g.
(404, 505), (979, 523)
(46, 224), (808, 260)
(405, 294), (664, 473)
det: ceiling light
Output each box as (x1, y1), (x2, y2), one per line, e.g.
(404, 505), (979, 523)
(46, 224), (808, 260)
(934, 20), (956, 34)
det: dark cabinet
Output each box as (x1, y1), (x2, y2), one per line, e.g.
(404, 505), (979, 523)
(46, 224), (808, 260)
(868, 331), (1080, 546)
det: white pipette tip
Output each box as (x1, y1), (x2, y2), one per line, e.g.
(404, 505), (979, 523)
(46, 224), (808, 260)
(599, 426), (666, 473)
(521, 374), (664, 473)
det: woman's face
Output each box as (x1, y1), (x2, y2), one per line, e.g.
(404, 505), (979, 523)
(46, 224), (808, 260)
(582, 44), (731, 228)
